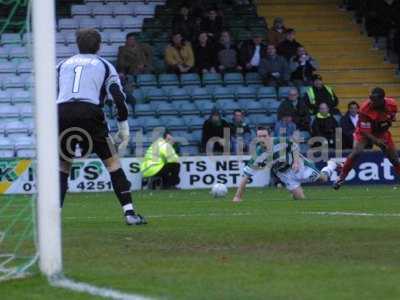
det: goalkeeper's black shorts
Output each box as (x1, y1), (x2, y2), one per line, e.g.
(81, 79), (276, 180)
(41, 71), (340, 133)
(58, 102), (116, 162)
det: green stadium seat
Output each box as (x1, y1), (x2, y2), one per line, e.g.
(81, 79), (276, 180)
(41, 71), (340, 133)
(202, 73), (223, 86)
(223, 73), (244, 86)
(158, 73), (179, 87)
(257, 87), (277, 100)
(180, 73), (201, 87)
(136, 74), (158, 87)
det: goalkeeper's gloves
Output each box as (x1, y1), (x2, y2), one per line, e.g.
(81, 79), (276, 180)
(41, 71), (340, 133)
(114, 120), (130, 156)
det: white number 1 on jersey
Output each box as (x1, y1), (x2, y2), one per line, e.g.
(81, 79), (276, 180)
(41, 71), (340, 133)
(73, 65), (83, 93)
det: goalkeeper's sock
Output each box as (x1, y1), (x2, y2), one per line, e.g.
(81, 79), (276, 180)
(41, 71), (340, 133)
(110, 168), (134, 210)
(339, 156), (356, 181)
(60, 171), (69, 207)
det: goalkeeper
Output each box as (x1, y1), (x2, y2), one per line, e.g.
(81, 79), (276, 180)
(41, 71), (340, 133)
(57, 29), (146, 225)
(233, 127), (339, 201)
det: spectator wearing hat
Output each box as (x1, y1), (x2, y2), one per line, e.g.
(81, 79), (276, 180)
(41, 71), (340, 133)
(311, 102), (339, 149)
(258, 45), (290, 87)
(304, 74), (340, 115)
(277, 87), (311, 132)
(268, 17), (287, 46)
(201, 108), (230, 153)
(194, 32), (217, 74)
(216, 30), (242, 73)
(239, 33), (267, 72)
(289, 47), (318, 86)
(165, 33), (195, 74)
(277, 29), (302, 61)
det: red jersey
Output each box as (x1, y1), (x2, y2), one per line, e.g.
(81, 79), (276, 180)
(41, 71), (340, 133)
(355, 97), (397, 136)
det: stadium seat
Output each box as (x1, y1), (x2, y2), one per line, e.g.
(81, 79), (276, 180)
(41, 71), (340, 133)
(0, 47), (9, 59)
(1, 33), (21, 45)
(134, 103), (153, 116)
(97, 17), (121, 30)
(121, 17), (143, 31)
(278, 86), (293, 100)
(151, 101), (175, 115)
(17, 61), (33, 74)
(267, 100), (280, 113)
(202, 73), (223, 86)
(158, 74), (179, 87)
(56, 45), (75, 59)
(9, 47), (29, 60)
(146, 88), (168, 101)
(223, 73), (244, 86)
(238, 99), (263, 112)
(190, 129), (202, 142)
(132, 88), (145, 103)
(189, 87), (211, 101)
(136, 74), (158, 87)
(0, 61), (17, 74)
(5, 120), (31, 138)
(257, 87), (277, 100)
(168, 87), (190, 101)
(113, 4), (136, 17)
(71, 5), (92, 17)
(0, 138), (14, 158)
(14, 136), (36, 158)
(235, 86), (257, 100)
(92, 5), (113, 16)
(0, 91), (11, 103)
(159, 115), (185, 129)
(135, 4), (156, 16)
(215, 99), (240, 113)
(180, 73), (201, 87)
(173, 101), (198, 114)
(195, 99), (215, 114)
(0, 104), (19, 118)
(245, 72), (262, 86)
(58, 18), (79, 31)
(11, 90), (31, 104)
(212, 86), (235, 100)
(97, 45), (118, 59)
(180, 144), (199, 156)
(109, 31), (126, 44)
(3, 75), (25, 90)
(182, 115), (204, 129)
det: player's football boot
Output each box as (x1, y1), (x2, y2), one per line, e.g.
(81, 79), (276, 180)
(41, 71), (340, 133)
(332, 178), (344, 190)
(125, 211), (147, 225)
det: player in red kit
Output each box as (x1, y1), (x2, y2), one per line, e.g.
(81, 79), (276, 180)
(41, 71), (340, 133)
(334, 87), (400, 189)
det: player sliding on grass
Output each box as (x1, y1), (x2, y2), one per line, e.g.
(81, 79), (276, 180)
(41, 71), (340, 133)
(233, 127), (339, 201)
(333, 87), (400, 189)
(57, 29), (146, 225)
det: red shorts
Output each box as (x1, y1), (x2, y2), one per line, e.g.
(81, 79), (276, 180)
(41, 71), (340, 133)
(353, 130), (395, 149)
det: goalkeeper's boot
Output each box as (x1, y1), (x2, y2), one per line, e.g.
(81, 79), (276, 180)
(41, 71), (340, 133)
(125, 211), (147, 225)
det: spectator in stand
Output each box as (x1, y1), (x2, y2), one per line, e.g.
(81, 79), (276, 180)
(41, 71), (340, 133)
(311, 102), (339, 149)
(189, 0), (206, 19)
(394, 28), (400, 75)
(304, 74), (340, 115)
(201, 108), (230, 153)
(277, 87), (310, 132)
(289, 46), (318, 86)
(216, 30), (242, 73)
(268, 17), (287, 46)
(230, 109), (251, 154)
(172, 5), (193, 41)
(277, 28), (302, 61)
(258, 45), (290, 87)
(340, 101), (359, 149)
(116, 32), (153, 78)
(190, 16), (203, 44)
(194, 32), (217, 74)
(165, 33), (194, 74)
(239, 33), (267, 72)
(274, 114), (297, 138)
(201, 8), (223, 39)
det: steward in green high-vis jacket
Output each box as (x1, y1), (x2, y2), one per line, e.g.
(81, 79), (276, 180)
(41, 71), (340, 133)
(140, 132), (180, 189)
(304, 74), (339, 115)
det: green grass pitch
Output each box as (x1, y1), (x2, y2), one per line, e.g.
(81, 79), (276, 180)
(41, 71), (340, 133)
(1, 185), (400, 300)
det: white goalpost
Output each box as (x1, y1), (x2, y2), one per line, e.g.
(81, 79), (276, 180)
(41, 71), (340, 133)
(32, 0), (62, 277)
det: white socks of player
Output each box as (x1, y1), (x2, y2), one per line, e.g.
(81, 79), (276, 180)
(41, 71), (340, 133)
(123, 204), (134, 214)
(321, 159), (338, 179)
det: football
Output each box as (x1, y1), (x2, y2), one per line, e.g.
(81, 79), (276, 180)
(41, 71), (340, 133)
(211, 183), (228, 198)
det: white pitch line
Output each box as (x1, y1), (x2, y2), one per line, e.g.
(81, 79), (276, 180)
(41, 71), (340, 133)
(302, 211), (400, 217)
(50, 276), (154, 300)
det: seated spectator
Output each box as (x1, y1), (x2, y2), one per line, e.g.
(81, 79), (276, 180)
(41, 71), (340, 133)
(277, 29), (302, 61)
(201, 8), (223, 39)
(216, 30), (242, 73)
(172, 5), (193, 41)
(140, 131), (180, 190)
(258, 45), (290, 87)
(340, 101), (359, 149)
(201, 108), (230, 153)
(277, 87), (311, 131)
(229, 109), (251, 154)
(289, 47), (318, 86)
(165, 33), (195, 74)
(394, 28), (400, 75)
(274, 114), (297, 138)
(311, 103), (339, 149)
(116, 32), (153, 78)
(194, 32), (217, 74)
(304, 74), (340, 115)
(239, 33), (267, 72)
(267, 17), (287, 46)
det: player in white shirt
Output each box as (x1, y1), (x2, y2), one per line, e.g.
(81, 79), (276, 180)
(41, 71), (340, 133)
(57, 28), (146, 225)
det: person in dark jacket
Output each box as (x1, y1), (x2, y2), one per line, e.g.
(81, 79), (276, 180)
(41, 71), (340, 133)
(200, 8), (223, 39)
(201, 108), (230, 153)
(289, 47), (318, 86)
(277, 87), (311, 132)
(230, 109), (251, 154)
(340, 101), (359, 149)
(304, 74), (340, 115)
(311, 102), (339, 149)
(277, 29), (302, 61)
(216, 30), (242, 73)
(194, 32), (217, 73)
(258, 45), (290, 86)
(172, 5), (193, 41)
(239, 34), (267, 72)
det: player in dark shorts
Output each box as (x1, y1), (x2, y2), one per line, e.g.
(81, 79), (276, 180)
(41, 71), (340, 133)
(57, 28), (146, 225)
(334, 87), (400, 189)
